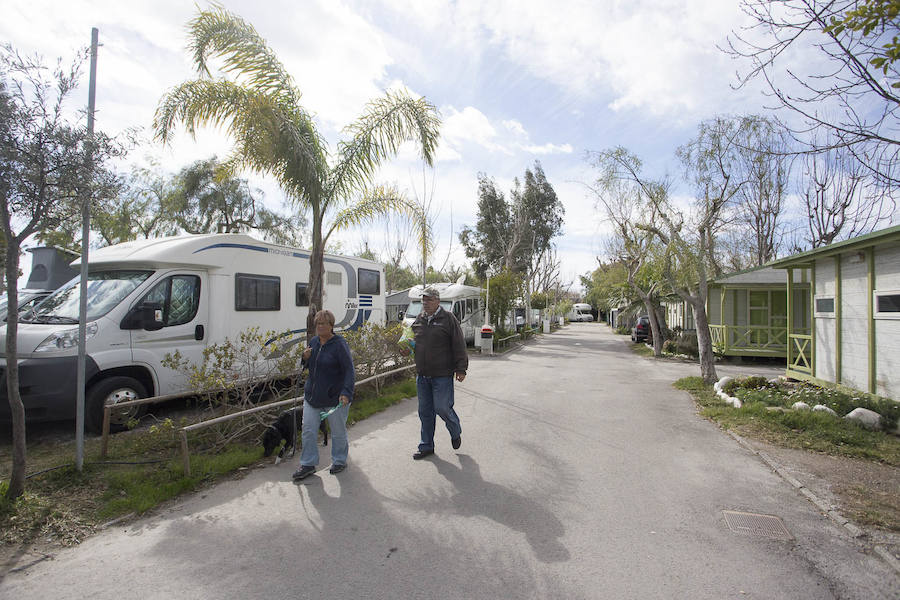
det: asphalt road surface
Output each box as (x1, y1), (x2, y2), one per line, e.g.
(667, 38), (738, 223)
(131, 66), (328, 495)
(2, 324), (897, 599)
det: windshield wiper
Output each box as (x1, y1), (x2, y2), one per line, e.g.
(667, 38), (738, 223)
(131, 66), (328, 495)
(28, 314), (79, 324)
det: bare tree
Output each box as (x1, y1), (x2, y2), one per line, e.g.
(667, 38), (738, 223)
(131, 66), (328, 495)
(592, 124), (747, 382)
(588, 167), (667, 356)
(800, 137), (894, 247)
(734, 115), (792, 265)
(726, 0), (900, 189)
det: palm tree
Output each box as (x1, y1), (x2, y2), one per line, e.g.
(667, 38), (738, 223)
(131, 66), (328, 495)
(154, 6), (439, 332)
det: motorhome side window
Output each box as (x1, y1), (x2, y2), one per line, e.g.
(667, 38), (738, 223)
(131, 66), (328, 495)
(358, 268), (380, 295)
(235, 273), (281, 311)
(296, 283), (309, 307)
(139, 275), (201, 326)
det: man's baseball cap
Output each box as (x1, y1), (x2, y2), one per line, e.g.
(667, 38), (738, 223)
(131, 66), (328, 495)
(422, 285), (440, 299)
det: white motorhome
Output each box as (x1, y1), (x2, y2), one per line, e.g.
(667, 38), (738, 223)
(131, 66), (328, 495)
(0, 234), (385, 432)
(402, 280), (484, 344)
(567, 303), (594, 322)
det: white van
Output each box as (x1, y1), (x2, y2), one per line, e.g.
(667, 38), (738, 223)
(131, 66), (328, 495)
(402, 280), (484, 344)
(567, 303), (594, 322)
(0, 233), (385, 431)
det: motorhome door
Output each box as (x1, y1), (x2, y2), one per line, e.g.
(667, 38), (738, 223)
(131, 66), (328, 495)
(129, 271), (208, 397)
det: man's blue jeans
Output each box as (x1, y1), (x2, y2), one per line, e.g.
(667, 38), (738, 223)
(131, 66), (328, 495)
(300, 400), (349, 468)
(416, 375), (461, 451)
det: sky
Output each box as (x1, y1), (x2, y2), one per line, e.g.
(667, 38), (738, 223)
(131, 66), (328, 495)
(2, 0), (813, 292)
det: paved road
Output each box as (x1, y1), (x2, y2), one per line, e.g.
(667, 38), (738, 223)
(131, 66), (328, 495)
(2, 324), (896, 599)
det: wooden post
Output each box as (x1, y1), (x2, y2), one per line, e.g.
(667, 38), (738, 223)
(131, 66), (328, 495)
(835, 255), (842, 384)
(787, 268), (793, 371)
(180, 429), (191, 477)
(100, 405), (111, 458)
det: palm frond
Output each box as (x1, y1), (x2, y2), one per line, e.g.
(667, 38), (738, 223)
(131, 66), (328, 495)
(325, 185), (431, 253)
(154, 78), (326, 203)
(326, 89), (440, 203)
(188, 5), (301, 108)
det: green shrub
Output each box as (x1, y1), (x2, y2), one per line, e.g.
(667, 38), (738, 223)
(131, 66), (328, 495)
(723, 375), (771, 396)
(615, 325), (630, 335)
(663, 340), (678, 354)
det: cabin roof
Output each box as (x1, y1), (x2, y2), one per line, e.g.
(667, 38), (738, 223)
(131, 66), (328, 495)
(769, 224), (900, 268)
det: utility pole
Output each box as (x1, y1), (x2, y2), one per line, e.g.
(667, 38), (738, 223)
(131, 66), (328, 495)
(76, 27), (98, 471)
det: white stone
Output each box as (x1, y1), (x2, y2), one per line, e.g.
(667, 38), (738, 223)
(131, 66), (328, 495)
(729, 396), (742, 408)
(791, 401), (811, 411)
(768, 378), (781, 386)
(844, 407), (883, 430)
(812, 404), (837, 416)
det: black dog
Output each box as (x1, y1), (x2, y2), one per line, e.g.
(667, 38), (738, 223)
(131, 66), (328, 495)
(262, 408), (328, 462)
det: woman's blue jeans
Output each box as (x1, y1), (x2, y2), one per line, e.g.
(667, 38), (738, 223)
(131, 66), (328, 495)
(300, 400), (349, 467)
(416, 375), (462, 452)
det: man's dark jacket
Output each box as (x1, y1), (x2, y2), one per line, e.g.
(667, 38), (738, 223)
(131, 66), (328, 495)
(411, 306), (468, 377)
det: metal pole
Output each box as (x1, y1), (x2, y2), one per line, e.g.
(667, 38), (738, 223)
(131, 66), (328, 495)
(76, 27), (98, 471)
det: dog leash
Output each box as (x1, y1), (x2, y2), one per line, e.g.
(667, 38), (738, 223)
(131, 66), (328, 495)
(318, 403), (347, 421)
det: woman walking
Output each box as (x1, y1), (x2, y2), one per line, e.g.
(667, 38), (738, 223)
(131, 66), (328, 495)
(293, 309), (354, 480)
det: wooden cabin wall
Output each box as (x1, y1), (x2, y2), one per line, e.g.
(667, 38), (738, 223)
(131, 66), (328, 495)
(875, 242), (900, 399)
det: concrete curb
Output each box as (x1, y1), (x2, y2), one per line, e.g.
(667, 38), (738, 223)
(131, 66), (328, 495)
(726, 430), (900, 575)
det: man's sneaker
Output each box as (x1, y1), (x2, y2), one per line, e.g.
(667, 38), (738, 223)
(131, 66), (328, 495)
(292, 465), (315, 481)
(452, 436), (461, 450)
(329, 464), (346, 474)
(412, 449), (434, 460)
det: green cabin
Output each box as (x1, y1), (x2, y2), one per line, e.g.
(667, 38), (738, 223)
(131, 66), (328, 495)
(665, 266), (811, 358)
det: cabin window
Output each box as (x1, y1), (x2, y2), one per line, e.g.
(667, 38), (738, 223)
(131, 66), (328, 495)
(295, 283), (309, 307)
(815, 296), (835, 317)
(235, 273), (280, 311)
(875, 290), (900, 319)
(139, 275), (201, 326)
(453, 301), (463, 321)
(358, 268), (380, 295)
(326, 270), (342, 286)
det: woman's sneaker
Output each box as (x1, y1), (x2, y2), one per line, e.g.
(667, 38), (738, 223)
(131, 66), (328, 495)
(292, 465), (315, 481)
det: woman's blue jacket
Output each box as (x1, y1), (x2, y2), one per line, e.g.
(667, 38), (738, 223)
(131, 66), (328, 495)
(303, 334), (355, 408)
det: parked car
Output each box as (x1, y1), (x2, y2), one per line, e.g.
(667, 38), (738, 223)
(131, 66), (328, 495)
(631, 316), (651, 342)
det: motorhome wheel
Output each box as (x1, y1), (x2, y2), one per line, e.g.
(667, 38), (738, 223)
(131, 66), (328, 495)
(86, 377), (148, 434)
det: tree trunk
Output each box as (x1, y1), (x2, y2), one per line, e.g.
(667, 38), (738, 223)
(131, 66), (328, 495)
(691, 297), (718, 384)
(640, 298), (663, 357)
(306, 212), (324, 339)
(4, 238), (26, 499)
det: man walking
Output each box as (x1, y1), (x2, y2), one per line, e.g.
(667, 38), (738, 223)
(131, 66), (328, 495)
(407, 286), (468, 460)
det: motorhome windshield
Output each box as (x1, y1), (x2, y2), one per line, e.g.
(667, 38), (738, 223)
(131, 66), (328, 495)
(405, 300), (452, 318)
(23, 270), (153, 323)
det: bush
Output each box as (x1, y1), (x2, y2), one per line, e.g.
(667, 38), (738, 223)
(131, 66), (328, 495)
(722, 375), (771, 396)
(342, 321), (409, 377)
(675, 331), (699, 357)
(615, 325), (630, 335)
(663, 340), (678, 354)
(731, 380), (900, 430)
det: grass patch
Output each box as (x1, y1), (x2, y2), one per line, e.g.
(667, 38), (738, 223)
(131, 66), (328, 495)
(675, 377), (900, 465)
(629, 342), (655, 358)
(349, 377), (416, 424)
(1, 375), (416, 550)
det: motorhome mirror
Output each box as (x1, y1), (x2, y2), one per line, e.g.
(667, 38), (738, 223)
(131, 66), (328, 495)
(120, 303), (164, 331)
(397, 311), (404, 321)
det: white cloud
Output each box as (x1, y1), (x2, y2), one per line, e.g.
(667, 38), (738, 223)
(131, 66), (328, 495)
(377, 0), (760, 120)
(523, 143), (574, 155)
(440, 106), (509, 154)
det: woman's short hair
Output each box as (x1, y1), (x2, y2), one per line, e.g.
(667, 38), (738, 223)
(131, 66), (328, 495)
(314, 309), (335, 328)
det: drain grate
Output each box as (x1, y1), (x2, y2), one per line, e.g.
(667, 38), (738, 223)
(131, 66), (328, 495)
(723, 510), (792, 540)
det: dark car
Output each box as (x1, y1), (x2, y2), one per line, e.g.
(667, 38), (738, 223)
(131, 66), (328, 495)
(631, 316), (651, 342)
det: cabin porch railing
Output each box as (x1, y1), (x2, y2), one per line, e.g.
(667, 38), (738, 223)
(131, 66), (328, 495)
(709, 324), (796, 355)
